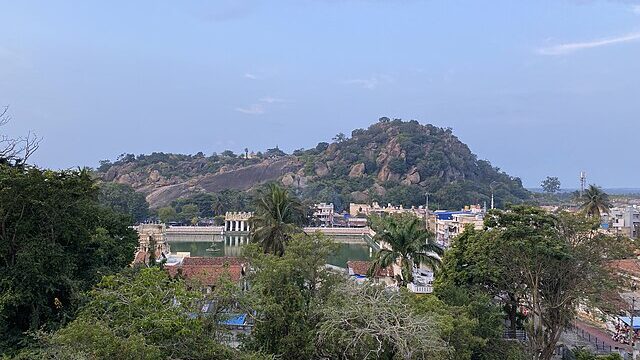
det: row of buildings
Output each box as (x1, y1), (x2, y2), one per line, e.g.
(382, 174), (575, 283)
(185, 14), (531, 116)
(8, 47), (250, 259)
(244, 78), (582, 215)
(313, 202), (486, 247)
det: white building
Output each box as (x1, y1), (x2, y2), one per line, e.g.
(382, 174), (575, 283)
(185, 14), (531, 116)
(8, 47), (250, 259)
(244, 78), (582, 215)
(602, 206), (640, 239)
(313, 203), (334, 227)
(224, 212), (253, 232)
(434, 206), (485, 248)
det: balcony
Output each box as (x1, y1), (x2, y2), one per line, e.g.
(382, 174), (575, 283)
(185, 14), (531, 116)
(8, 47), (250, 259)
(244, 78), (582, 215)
(407, 283), (433, 294)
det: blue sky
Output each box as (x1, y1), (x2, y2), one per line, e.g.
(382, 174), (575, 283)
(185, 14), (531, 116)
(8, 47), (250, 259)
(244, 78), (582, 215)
(1, 0), (639, 188)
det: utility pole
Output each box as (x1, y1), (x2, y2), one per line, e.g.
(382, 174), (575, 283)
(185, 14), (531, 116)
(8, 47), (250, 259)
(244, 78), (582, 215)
(425, 192), (430, 231)
(630, 282), (638, 360)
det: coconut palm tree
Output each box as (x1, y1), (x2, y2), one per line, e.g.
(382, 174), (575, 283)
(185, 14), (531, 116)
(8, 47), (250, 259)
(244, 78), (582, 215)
(249, 183), (305, 256)
(580, 184), (610, 219)
(369, 215), (443, 286)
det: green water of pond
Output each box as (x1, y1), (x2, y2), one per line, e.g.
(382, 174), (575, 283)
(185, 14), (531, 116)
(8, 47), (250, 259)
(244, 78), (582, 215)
(167, 235), (374, 268)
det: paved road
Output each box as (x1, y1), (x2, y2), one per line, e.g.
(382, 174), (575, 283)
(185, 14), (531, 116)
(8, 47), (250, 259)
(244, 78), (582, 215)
(574, 319), (632, 353)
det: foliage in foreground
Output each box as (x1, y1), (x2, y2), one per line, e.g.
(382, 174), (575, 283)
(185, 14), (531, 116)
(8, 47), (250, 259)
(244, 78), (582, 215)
(369, 214), (443, 285)
(437, 206), (631, 360)
(317, 282), (448, 359)
(16, 267), (268, 360)
(241, 233), (340, 358)
(0, 165), (138, 354)
(249, 183), (306, 256)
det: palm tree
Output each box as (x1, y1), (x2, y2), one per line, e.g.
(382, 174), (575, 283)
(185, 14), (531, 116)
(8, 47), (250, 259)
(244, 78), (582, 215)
(580, 184), (610, 219)
(369, 215), (443, 286)
(249, 183), (305, 256)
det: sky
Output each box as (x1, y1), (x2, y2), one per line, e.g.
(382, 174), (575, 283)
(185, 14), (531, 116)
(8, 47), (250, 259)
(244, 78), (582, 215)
(1, 0), (639, 188)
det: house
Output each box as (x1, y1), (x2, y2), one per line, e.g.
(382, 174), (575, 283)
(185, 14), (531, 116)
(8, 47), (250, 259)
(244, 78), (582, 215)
(407, 268), (435, 294)
(434, 207), (485, 248)
(166, 256), (247, 293)
(313, 203), (335, 227)
(602, 206), (640, 239)
(347, 260), (395, 285)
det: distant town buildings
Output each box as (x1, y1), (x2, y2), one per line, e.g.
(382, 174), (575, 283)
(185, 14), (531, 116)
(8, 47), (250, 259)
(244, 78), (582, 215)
(602, 206), (640, 239)
(349, 201), (427, 218)
(313, 203), (335, 227)
(433, 205), (485, 248)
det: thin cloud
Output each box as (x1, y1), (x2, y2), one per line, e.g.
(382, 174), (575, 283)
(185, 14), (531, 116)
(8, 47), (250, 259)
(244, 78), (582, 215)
(344, 74), (394, 89)
(633, 4), (640, 14)
(244, 73), (258, 80)
(259, 96), (286, 103)
(537, 32), (640, 55)
(235, 103), (265, 115)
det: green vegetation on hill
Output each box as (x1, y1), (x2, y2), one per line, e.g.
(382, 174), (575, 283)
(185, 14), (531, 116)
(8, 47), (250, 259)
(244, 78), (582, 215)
(97, 118), (530, 215)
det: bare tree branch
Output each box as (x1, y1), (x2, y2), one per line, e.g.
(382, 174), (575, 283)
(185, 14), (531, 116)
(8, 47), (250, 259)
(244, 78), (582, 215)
(0, 105), (41, 166)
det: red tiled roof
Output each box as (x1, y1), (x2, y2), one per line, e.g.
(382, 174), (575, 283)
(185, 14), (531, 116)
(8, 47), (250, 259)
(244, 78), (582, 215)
(182, 256), (245, 266)
(610, 259), (640, 278)
(347, 260), (394, 278)
(166, 257), (244, 285)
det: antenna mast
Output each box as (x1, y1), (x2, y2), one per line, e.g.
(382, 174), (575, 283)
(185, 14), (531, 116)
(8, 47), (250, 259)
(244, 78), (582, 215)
(579, 171), (587, 197)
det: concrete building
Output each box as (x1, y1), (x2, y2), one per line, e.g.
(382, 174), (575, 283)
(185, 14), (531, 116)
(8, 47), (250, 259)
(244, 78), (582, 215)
(313, 203), (334, 227)
(224, 212), (253, 233)
(349, 202), (427, 218)
(602, 206), (640, 239)
(434, 206), (485, 248)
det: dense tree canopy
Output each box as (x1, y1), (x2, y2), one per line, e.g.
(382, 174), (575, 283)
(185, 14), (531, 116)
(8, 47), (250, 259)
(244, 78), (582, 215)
(98, 182), (150, 223)
(17, 267), (267, 360)
(0, 165), (138, 354)
(437, 206), (629, 360)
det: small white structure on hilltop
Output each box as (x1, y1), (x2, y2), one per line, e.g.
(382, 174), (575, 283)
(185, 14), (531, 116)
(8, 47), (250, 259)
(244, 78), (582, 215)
(224, 212), (253, 232)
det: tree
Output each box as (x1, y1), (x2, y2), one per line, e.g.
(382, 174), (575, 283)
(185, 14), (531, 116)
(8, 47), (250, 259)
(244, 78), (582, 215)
(179, 204), (200, 224)
(438, 206), (626, 360)
(157, 206), (178, 223)
(369, 214), (443, 286)
(540, 176), (561, 194)
(0, 165), (138, 354)
(221, 150), (236, 158)
(242, 233), (340, 358)
(99, 182), (150, 223)
(249, 183), (305, 256)
(316, 282), (448, 360)
(409, 287), (526, 360)
(18, 267), (264, 360)
(0, 106), (40, 167)
(580, 184), (611, 218)
(332, 132), (347, 143)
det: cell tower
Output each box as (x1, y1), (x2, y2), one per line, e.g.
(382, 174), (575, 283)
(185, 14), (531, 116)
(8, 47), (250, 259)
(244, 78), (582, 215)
(579, 171), (587, 197)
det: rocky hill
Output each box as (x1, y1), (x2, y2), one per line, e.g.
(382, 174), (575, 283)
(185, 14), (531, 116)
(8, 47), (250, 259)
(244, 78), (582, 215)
(97, 118), (530, 210)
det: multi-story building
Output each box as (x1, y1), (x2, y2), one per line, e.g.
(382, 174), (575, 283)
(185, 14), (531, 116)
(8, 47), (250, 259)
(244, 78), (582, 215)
(433, 206), (485, 248)
(602, 206), (640, 239)
(313, 203), (335, 227)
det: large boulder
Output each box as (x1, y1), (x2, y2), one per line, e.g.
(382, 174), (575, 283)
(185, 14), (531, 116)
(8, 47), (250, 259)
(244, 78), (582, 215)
(315, 162), (330, 177)
(348, 163), (366, 178)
